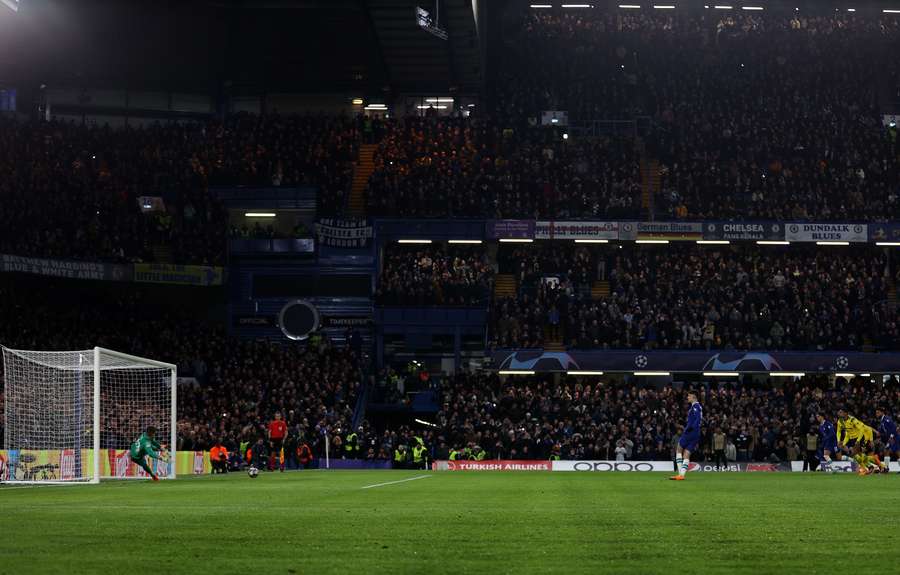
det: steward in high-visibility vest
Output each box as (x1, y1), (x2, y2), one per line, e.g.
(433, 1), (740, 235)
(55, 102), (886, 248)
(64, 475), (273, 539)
(345, 431), (358, 458)
(240, 440), (250, 462)
(393, 446), (407, 469)
(412, 444), (426, 468)
(448, 448), (460, 461)
(473, 446), (486, 461)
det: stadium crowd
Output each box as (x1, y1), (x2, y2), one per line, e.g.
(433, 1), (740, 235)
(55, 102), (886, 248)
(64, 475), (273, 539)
(500, 9), (900, 221)
(364, 116), (642, 219)
(491, 245), (898, 352)
(407, 372), (900, 464)
(0, 113), (358, 264)
(376, 244), (495, 306)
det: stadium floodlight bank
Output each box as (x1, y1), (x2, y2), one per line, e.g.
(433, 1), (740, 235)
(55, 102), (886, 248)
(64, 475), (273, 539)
(1, 346), (176, 484)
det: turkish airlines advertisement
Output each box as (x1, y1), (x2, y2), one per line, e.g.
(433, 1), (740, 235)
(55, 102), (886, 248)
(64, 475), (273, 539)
(434, 460), (552, 471)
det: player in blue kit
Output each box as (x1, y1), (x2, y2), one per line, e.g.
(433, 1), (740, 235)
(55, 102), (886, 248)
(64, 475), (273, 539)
(670, 391), (701, 481)
(816, 412), (839, 472)
(875, 406), (898, 472)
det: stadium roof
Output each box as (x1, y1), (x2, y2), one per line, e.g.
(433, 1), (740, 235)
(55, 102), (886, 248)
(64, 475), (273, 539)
(0, 0), (484, 96)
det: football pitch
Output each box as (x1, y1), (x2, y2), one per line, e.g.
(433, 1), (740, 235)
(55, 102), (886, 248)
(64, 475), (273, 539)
(1, 471), (899, 575)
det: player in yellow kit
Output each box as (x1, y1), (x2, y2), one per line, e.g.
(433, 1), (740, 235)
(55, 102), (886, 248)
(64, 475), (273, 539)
(836, 409), (875, 454)
(852, 450), (887, 475)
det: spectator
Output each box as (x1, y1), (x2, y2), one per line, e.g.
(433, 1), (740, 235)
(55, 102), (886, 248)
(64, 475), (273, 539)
(377, 244), (494, 306)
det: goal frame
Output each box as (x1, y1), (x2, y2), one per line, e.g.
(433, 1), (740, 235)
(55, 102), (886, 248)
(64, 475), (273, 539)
(1, 346), (177, 485)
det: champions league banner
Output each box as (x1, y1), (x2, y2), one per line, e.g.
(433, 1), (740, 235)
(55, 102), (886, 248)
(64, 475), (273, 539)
(492, 350), (900, 373)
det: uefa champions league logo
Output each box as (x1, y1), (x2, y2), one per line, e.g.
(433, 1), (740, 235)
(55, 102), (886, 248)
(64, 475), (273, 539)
(835, 356), (849, 369)
(634, 355), (648, 368)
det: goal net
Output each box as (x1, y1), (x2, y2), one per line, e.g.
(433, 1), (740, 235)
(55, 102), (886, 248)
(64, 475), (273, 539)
(1, 347), (176, 484)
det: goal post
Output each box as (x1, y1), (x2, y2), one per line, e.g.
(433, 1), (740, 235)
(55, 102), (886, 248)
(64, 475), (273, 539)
(1, 346), (177, 484)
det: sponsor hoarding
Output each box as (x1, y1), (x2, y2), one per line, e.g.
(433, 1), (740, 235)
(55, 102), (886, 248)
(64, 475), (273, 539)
(552, 460), (673, 472)
(0, 449), (210, 480)
(434, 460), (552, 471)
(789, 460), (900, 473)
(785, 223), (868, 243)
(552, 460), (880, 472)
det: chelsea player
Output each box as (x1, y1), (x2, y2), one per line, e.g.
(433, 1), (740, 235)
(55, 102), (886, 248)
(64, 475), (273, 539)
(670, 391), (702, 481)
(875, 406), (898, 472)
(816, 412), (839, 471)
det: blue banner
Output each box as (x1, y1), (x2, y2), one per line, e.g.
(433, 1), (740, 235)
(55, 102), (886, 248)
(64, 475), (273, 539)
(869, 223), (900, 243)
(492, 350), (900, 374)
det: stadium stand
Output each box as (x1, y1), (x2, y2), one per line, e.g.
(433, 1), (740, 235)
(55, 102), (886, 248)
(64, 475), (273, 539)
(498, 10), (900, 220)
(364, 116), (641, 218)
(491, 244), (898, 351)
(0, 114), (359, 264)
(1, 2), (900, 471)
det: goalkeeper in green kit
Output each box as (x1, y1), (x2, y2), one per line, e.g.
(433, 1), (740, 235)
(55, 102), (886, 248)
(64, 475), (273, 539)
(129, 426), (169, 481)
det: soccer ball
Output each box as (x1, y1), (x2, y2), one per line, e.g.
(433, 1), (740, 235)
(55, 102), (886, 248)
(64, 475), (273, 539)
(247, 466), (259, 478)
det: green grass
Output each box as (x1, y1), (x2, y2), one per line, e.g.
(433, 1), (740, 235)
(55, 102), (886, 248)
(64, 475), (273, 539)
(1, 470), (900, 574)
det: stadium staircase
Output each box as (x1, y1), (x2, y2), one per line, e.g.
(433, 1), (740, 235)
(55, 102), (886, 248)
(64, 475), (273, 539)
(351, 362), (373, 430)
(889, 282), (898, 312)
(640, 158), (660, 219)
(543, 326), (565, 351)
(151, 244), (173, 263)
(590, 280), (610, 300)
(493, 274), (517, 299)
(348, 144), (377, 217)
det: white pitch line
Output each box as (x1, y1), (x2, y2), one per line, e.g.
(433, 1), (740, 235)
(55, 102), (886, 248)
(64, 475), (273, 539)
(360, 475), (432, 490)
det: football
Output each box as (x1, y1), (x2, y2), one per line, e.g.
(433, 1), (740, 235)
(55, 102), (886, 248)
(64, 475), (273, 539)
(247, 466), (259, 478)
